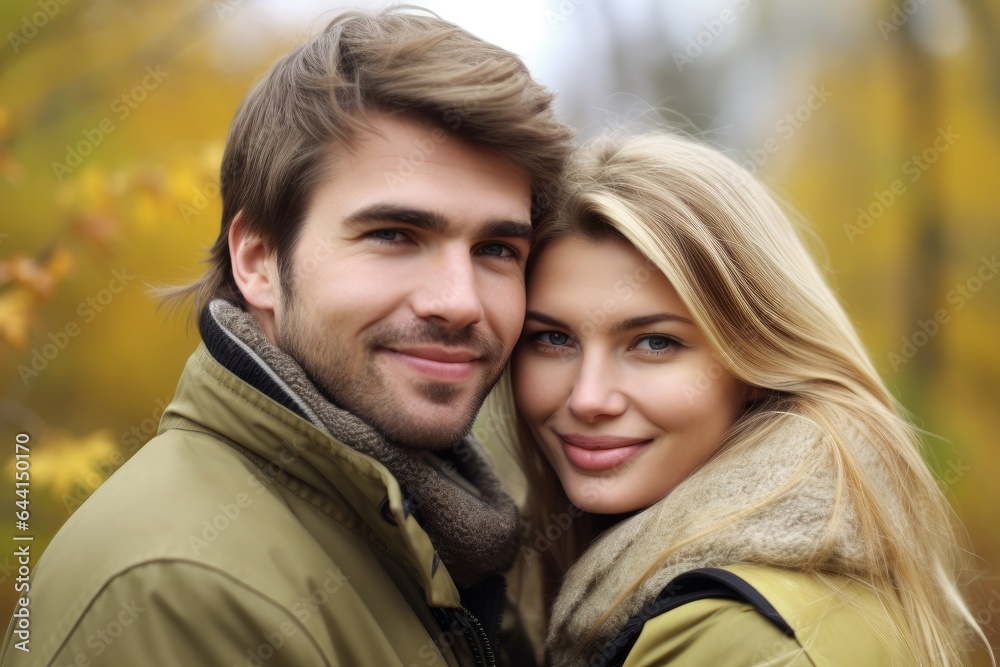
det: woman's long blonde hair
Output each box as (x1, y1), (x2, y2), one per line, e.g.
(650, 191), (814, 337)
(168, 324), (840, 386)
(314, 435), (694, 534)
(508, 131), (991, 666)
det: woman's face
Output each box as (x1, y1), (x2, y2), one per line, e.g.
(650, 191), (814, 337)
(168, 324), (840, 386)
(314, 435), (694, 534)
(512, 236), (749, 514)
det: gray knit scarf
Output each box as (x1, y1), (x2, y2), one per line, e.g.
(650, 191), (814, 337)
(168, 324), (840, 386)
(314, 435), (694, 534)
(209, 299), (522, 589)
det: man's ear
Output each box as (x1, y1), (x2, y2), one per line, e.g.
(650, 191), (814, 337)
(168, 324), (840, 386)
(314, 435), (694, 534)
(229, 212), (280, 318)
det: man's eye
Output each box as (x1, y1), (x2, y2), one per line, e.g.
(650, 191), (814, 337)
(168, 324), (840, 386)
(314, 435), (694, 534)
(371, 229), (405, 242)
(479, 243), (515, 258)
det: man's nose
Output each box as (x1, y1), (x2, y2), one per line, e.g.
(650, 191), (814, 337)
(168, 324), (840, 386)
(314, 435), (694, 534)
(410, 246), (485, 330)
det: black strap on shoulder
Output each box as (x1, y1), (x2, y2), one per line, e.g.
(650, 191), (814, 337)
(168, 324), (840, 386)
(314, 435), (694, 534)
(591, 567), (796, 667)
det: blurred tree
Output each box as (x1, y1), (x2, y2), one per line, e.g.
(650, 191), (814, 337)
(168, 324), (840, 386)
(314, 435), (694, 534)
(1, 0), (997, 661)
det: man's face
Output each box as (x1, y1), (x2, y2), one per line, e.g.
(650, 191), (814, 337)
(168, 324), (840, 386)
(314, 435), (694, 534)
(272, 115), (532, 449)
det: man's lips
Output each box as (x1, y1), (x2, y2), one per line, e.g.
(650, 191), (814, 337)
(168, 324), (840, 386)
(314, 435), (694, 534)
(383, 346), (480, 382)
(392, 346), (479, 363)
(557, 433), (652, 471)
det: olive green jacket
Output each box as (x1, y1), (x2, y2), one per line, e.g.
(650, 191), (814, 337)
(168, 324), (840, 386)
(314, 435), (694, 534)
(1, 344), (511, 666)
(619, 564), (913, 666)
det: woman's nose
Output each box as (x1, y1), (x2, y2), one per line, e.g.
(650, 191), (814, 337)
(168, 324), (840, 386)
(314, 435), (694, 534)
(565, 353), (627, 422)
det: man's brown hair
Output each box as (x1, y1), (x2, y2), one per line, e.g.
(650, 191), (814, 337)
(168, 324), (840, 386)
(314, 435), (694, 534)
(164, 7), (573, 315)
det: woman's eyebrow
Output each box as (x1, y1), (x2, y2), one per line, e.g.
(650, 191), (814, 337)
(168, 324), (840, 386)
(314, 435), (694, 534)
(607, 313), (694, 335)
(524, 311), (693, 334)
(524, 311), (570, 329)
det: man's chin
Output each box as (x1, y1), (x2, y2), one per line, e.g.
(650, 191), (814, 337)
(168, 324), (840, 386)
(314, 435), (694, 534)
(384, 400), (478, 450)
(333, 366), (499, 449)
(375, 420), (474, 450)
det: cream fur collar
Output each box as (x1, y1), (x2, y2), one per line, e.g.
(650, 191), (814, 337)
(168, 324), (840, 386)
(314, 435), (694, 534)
(547, 415), (890, 666)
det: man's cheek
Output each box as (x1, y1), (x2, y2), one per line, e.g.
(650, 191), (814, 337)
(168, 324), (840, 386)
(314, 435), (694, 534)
(499, 320), (525, 354)
(494, 294), (527, 351)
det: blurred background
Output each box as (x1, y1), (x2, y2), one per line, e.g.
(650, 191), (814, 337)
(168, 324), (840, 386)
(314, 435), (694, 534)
(0, 0), (997, 660)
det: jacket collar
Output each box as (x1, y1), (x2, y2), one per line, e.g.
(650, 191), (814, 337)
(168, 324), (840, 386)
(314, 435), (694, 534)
(158, 303), (463, 607)
(197, 297), (322, 423)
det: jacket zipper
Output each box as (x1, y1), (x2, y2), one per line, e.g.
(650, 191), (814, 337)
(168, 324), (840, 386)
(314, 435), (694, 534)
(454, 605), (496, 667)
(480, 576), (506, 657)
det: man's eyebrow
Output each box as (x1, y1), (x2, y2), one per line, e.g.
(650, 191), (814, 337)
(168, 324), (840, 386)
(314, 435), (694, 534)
(480, 218), (534, 244)
(342, 205), (533, 243)
(608, 313), (694, 335)
(342, 205), (449, 233)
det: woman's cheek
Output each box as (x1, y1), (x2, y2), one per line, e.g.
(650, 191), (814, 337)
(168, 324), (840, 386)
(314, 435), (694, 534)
(511, 350), (539, 415)
(514, 351), (570, 425)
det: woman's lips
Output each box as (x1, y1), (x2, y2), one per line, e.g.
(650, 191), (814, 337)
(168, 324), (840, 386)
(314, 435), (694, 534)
(558, 434), (652, 471)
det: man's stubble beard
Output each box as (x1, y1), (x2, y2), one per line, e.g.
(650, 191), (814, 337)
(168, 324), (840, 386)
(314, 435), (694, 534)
(274, 291), (508, 450)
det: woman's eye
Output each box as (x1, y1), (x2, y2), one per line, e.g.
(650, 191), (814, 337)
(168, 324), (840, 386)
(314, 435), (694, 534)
(537, 331), (571, 346)
(634, 334), (677, 352)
